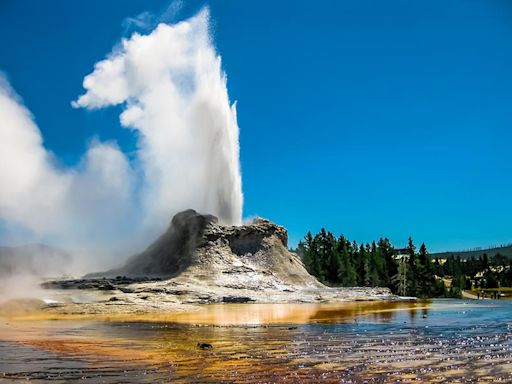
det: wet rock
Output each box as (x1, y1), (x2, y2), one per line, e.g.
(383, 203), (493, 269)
(197, 342), (213, 350)
(98, 283), (115, 291)
(166, 290), (193, 295)
(222, 296), (255, 303)
(147, 288), (165, 293)
(41, 277), (161, 291)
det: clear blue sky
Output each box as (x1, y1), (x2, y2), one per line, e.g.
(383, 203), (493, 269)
(0, 0), (511, 252)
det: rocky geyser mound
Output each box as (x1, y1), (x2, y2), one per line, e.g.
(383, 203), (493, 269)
(46, 210), (396, 312)
(100, 209), (324, 290)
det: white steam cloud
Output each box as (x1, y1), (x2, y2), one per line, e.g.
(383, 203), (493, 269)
(0, 9), (243, 269)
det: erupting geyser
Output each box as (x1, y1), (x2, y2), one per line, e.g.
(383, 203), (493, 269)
(0, 9), (243, 261)
(73, 8), (243, 227)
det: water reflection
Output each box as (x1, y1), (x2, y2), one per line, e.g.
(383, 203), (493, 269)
(308, 300), (430, 324)
(0, 299), (511, 383)
(1, 300), (430, 325)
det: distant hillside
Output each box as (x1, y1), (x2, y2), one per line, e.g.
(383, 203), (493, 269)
(431, 244), (512, 260)
(0, 244), (72, 277)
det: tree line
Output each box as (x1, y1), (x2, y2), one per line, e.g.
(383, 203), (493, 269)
(297, 230), (449, 298)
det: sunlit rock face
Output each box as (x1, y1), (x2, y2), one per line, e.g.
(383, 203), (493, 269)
(202, 217), (288, 258)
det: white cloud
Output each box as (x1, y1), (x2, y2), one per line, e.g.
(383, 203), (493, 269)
(0, 77), (135, 249)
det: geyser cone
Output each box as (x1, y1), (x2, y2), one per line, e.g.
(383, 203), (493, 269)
(93, 209), (323, 290)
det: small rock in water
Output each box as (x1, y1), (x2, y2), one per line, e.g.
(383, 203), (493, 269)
(98, 283), (115, 290)
(197, 342), (213, 350)
(222, 296), (254, 303)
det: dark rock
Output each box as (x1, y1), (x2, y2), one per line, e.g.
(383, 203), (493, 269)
(166, 290), (193, 295)
(222, 296), (254, 303)
(42, 276), (160, 291)
(147, 288), (165, 293)
(197, 342), (213, 350)
(98, 283), (115, 291)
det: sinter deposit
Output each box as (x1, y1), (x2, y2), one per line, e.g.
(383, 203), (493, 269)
(44, 210), (400, 314)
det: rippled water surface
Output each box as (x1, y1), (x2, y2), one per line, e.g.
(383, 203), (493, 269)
(1, 299), (511, 383)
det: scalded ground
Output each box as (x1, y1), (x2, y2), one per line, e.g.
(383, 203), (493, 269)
(41, 210), (404, 315)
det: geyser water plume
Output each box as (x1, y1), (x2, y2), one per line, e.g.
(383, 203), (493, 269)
(0, 8), (243, 271)
(74, 8), (243, 229)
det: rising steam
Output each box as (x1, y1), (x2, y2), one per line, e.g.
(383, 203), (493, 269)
(0, 9), (243, 269)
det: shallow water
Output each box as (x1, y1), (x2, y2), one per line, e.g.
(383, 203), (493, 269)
(0, 299), (511, 383)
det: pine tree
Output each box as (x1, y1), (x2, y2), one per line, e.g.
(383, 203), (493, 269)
(433, 258), (443, 277)
(407, 237), (418, 296)
(393, 257), (408, 296)
(357, 244), (370, 286)
(326, 232), (341, 284)
(418, 242), (435, 297)
(299, 232), (314, 271)
(337, 236), (357, 286)
(309, 234), (323, 282)
(369, 241), (381, 286)
(379, 238), (396, 288)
